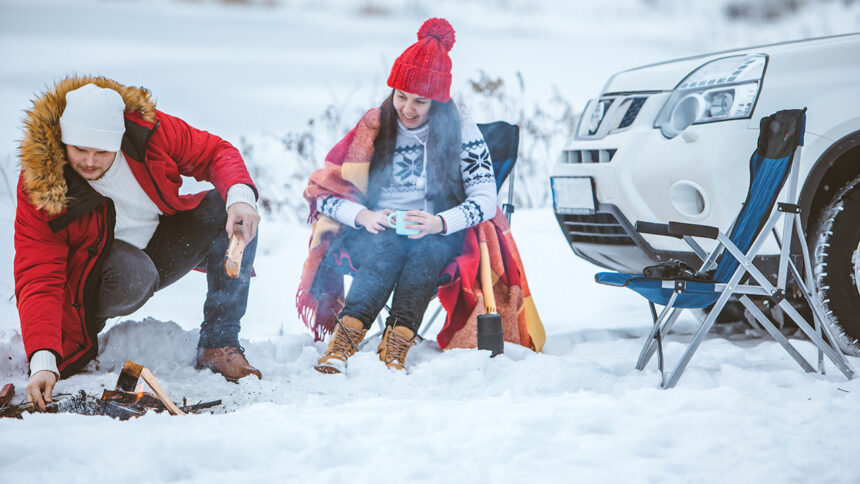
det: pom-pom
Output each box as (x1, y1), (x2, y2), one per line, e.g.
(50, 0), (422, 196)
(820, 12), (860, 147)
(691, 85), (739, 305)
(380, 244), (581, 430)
(417, 18), (455, 52)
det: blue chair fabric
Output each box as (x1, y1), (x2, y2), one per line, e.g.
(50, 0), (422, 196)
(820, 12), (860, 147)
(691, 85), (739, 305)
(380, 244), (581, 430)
(477, 121), (519, 191)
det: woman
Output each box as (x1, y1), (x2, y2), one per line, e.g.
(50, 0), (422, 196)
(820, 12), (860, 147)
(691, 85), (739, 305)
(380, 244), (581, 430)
(300, 18), (497, 373)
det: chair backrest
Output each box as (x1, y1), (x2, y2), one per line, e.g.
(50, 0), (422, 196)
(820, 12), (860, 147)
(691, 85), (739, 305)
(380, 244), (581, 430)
(477, 121), (520, 192)
(712, 109), (806, 283)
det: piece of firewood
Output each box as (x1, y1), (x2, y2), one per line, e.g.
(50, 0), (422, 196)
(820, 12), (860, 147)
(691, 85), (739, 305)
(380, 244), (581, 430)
(140, 368), (186, 416)
(0, 383), (14, 409)
(224, 233), (245, 279)
(115, 360), (143, 392)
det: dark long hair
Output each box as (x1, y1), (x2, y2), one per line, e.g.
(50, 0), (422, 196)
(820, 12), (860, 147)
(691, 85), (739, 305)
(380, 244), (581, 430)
(367, 90), (464, 209)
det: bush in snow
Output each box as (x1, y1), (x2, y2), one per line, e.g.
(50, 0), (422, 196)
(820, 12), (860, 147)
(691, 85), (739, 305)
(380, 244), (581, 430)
(459, 70), (578, 209)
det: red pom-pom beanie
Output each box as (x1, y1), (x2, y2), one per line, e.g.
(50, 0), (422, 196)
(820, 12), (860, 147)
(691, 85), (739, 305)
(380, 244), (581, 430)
(387, 18), (456, 103)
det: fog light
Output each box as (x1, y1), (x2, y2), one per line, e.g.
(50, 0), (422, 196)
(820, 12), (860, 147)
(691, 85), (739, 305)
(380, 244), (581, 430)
(661, 94), (703, 139)
(670, 181), (708, 218)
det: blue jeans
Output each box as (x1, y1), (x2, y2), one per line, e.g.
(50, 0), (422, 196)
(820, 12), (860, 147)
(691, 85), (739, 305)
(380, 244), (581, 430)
(340, 228), (464, 332)
(94, 190), (257, 348)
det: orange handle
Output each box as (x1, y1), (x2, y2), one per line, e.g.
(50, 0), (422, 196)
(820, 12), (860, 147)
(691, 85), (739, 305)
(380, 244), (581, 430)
(479, 240), (496, 313)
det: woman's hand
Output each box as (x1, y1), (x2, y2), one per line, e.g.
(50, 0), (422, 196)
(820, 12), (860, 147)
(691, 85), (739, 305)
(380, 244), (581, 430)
(356, 209), (394, 234)
(403, 210), (444, 239)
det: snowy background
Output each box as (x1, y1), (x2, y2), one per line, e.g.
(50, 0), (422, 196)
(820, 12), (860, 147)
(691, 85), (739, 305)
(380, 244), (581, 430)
(1, 0), (860, 482)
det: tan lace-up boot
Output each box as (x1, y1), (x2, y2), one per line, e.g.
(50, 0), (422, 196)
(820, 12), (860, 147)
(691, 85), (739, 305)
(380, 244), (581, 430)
(377, 324), (416, 371)
(314, 316), (367, 374)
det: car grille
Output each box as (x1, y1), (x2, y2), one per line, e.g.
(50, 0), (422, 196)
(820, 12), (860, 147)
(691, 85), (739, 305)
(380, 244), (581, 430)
(618, 97), (647, 129)
(577, 94), (650, 140)
(560, 148), (617, 163)
(557, 212), (635, 246)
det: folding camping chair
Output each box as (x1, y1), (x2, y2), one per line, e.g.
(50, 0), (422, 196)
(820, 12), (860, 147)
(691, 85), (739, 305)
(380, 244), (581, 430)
(595, 109), (855, 389)
(359, 121), (521, 345)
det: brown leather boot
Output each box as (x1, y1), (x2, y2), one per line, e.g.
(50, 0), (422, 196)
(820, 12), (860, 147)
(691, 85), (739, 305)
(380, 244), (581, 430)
(377, 325), (416, 371)
(315, 316), (367, 374)
(196, 346), (262, 382)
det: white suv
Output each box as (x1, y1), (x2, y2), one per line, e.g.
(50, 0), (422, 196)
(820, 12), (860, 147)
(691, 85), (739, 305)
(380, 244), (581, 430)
(550, 33), (860, 352)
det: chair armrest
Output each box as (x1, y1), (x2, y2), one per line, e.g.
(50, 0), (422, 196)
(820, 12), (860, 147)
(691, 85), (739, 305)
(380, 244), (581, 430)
(667, 221), (719, 240)
(635, 221), (681, 239)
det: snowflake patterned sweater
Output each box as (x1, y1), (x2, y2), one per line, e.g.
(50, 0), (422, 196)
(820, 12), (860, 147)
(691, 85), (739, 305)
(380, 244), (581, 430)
(316, 117), (496, 235)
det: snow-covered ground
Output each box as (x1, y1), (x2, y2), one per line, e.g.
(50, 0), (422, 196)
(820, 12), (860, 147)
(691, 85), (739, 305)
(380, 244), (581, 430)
(1, 0), (860, 482)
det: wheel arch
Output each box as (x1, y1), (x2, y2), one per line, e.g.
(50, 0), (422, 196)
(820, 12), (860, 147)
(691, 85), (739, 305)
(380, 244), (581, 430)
(799, 129), (860, 233)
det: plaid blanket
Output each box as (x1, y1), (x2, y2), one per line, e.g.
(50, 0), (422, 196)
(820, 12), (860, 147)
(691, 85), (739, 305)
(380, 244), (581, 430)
(296, 108), (545, 351)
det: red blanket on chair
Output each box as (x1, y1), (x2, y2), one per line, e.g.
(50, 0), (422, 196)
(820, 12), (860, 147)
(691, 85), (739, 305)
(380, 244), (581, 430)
(296, 108), (545, 352)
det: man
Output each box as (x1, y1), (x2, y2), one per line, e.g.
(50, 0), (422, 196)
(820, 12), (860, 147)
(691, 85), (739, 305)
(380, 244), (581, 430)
(16, 77), (263, 411)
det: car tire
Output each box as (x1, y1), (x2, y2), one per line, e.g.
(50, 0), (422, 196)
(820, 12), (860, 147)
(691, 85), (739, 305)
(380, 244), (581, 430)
(813, 173), (860, 356)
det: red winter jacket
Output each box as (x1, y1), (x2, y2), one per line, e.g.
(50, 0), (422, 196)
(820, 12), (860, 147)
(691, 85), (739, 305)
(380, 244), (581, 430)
(15, 76), (257, 377)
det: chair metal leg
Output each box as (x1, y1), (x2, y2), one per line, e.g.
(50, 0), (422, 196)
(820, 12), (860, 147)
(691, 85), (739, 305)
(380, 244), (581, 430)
(663, 267), (748, 389)
(794, 215), (827, 371)
(635, 295), (676, 370)
(778, 300), (855, 379)
(376, 306), (388, 332)
(738, 295), (815, 373)
(504, 164), (515, 224)
(636, 305), (682, 370)
(359, 328), (383, 350)
(787, 259), (843, 354)
(773, 220), (830, 372)
(418, 304), (445, 339)
(359, 307), (390, 350)
(648, 303), (664, 383)
(721, 230), (854, 379)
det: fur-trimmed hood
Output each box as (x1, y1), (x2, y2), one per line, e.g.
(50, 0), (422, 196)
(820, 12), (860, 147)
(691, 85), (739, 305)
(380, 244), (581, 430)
(19, 76), (157, 215)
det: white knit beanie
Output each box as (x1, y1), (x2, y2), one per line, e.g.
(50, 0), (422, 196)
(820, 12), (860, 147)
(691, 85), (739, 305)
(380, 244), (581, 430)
(60, 83), (126, 152)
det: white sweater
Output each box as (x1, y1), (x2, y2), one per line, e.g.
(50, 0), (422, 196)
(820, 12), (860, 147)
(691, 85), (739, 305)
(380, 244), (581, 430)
(317, 117), (497, 234)
(88, 151), (162, 249)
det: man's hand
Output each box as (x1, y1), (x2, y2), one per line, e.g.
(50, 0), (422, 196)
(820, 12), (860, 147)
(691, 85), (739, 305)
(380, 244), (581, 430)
(355, 209), (394, 234)
(25, 370), (57, 412)
(404, 210), (444, 239)
(226, 202), (260, 243)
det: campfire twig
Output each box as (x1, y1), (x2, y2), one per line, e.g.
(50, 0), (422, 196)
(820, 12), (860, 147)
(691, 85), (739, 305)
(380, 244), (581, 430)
(0, 402), (31, 419)
(180, 399), (223, 413)
(140, 367), (185, 416)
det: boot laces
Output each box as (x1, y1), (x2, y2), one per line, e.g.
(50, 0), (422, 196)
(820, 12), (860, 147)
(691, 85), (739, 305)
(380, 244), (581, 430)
(383, 326), (415, 366)
(224, 346), (246, 362)
(331, 320), (363, 357)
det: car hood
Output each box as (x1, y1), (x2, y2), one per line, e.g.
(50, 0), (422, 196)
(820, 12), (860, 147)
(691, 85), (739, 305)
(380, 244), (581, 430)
(602, 33), (860, 94)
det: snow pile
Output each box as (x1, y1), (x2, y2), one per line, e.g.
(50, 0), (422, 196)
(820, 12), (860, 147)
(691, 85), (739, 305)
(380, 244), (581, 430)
(97, 318), (200, 373)
(0, 329), (27, 381)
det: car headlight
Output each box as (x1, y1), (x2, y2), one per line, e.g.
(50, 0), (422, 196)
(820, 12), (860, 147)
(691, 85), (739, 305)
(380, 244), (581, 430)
(655, 54), (767, 139)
